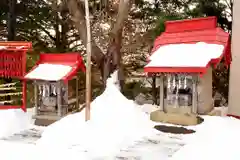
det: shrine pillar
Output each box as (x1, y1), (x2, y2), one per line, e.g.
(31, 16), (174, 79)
(197, 67), (213, 114)
(228, 0), (240, 117)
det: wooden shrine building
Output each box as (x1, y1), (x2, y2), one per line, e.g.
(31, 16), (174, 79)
(25, 53), (86, 125)
(144, 17), (231, 124)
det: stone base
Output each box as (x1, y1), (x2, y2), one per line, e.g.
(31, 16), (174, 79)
(208, 109), (222, 116)
(165, 105), (192, 114)
(34, 118), (57, 126)
(150, 110), (202, 126)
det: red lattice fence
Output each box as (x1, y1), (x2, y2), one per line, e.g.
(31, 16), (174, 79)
(0, 42), (32, 112)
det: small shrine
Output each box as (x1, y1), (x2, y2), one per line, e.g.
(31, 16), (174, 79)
(144, 17), (231, 125)
(25, 53), (86, 124)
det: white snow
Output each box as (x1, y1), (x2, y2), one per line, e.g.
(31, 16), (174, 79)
(37, 71), (156, 158)
(1, 71), (240, 159)
(100, 23), (111, 30)
(0, 109), (32, 138)
(25, 63), (73, 81)
(145, 42), (224, 68)
(0, 46), (7, 50)
(170, 116), (240, 160)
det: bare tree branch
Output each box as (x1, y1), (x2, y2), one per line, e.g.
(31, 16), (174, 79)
(102, 0), (132, 89)
(53, 0), (132, 88)
(110, 0), (131, 36)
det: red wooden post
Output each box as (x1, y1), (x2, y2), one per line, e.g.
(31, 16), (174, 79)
(21, 50), (27, 112)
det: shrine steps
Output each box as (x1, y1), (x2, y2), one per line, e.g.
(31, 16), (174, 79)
(33, 115), (61, 126)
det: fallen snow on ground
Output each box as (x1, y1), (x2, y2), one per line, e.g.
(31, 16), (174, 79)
(0, 107), (44, 144)
(1, 127), (44, 144)
(37, 71), (162, 158)
(0, 109), (32, 138)
(214, 106), (228, 116)
(1, 71), (240, 160)
(170, 116), (240, 160)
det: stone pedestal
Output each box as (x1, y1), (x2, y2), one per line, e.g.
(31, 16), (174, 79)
(197, 67), (213, 114)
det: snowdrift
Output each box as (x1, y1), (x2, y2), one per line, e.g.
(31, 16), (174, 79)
(170, 116), (240, 160)
(37, 71), (156, 158)
(0, 71), (240, 160)
(0, 109), (32, 138)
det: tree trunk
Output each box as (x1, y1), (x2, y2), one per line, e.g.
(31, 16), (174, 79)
(5, 0), (17, 102)
(65, 0), (105, 70)
(7, 0), (16, 41)
(65, 0), (131, 91)
(103, 29), (124, 89)
(53, 1), (61, 52)
(103, 0), (131, 90)
(60, 8), (68, 52)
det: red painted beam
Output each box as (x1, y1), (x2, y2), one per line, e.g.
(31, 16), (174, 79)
(227, 114), (240, 120)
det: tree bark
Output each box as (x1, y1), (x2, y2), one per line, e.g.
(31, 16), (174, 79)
(65, 0), (131, 90)
(103, 0), (131, 90)
(53, 0), (61, 52)
(60, 7), (69, 52)
(7, 0), (16, 41)
(65, 0), (105, 70)
(5, 0), (17, 102)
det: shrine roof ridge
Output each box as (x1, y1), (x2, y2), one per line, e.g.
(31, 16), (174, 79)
(165, 16), (217, 33)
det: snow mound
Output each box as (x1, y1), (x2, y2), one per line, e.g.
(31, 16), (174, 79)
(37, 71), (155, 158)
(0, 109), (31, 138)
(170, 116), (240, 160)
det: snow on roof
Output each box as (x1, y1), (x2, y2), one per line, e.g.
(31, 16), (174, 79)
(0, 41), (32, 50)
(145, 42), (224, 68)
(0, 46), (25, 50)
(24, 63), (73, 81)
(0, 46), (7, 50)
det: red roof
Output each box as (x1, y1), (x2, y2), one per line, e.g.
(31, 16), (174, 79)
(144, 16), (231, 74)
(25, 53), (86, 82)
(0, 41), (32, 50)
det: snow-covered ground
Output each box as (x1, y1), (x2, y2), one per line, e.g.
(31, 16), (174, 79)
(0, 71), (239, 160)
(0, 109), (33, 138)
